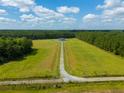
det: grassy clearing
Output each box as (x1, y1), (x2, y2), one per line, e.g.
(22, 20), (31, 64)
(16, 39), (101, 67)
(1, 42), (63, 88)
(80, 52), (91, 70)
(64, 38), (124, 77)
(0, 39), (60, 80)
(1, 82), (124, 93)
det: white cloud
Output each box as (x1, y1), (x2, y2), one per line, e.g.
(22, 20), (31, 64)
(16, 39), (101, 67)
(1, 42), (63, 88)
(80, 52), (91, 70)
(62, 17), (76, 24)
(102, 18), (112, 23)
(0, 0), (35, 12)
(20, 14), (35, 21)
(103, 7), (124, 18)
(33, 6), (64, 19)
(0, 3), (77, 28)
(20, 14), (47, 24)
(57, 6), (80, 14)
(0, 17), (16, 23)
(83, 14), (98, 22)
(33, 6), (77, 24)
(83, 0), (124, 24)
(33, 6), (63, 24)
(20, 13), (76, 25)
(96, 0), (122, 9)
(0, 9), (7, 15)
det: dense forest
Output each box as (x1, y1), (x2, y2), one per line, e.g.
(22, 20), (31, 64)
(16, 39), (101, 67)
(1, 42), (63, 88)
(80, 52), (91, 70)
(1, 30), (124, 63)
(76, 32), (124, 56)
(0, 30), (123, 39)
(0, 37), (32, 64)
(0, 30), (75, 39)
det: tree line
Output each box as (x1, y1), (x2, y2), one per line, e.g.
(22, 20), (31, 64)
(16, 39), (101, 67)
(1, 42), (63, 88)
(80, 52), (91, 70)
(0, 37), (32, 64)
(0, 30), (75, 39)
(76, 32), (124, 56)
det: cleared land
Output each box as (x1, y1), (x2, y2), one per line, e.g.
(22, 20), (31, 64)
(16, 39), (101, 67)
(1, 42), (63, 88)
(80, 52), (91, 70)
(64, 39), (124, 77)
(0, 40), (60, 80)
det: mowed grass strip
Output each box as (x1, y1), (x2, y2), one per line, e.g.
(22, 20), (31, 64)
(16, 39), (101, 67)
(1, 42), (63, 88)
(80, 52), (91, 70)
(1, 82), (124, 93)
(0, 40), (60, 80)
(64, 39), (124, 77)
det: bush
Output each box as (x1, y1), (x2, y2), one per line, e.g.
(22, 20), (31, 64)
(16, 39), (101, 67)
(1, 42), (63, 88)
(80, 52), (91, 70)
(0, 37), (32, 64)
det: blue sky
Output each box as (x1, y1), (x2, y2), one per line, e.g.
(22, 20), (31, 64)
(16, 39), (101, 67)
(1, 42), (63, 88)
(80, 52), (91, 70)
(0, 0), (124, 29)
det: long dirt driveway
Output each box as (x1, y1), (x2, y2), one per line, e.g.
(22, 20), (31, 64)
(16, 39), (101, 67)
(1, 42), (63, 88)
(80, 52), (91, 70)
(1, 40), (124, 85)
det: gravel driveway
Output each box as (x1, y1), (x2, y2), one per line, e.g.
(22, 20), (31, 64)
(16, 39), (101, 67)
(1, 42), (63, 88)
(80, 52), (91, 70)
(1, 40), (124, 85)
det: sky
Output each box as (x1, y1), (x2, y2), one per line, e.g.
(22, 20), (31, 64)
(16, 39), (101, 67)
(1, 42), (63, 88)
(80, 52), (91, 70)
(0, 0), (124, 30)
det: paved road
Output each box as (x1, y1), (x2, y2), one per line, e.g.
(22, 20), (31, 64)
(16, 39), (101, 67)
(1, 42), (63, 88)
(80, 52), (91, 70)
(1, 40), (124, 85)
(60, 41), (124, 82)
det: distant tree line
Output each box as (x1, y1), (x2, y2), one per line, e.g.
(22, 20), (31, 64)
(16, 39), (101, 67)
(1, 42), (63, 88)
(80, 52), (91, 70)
(0, 30), (124, 40)
(76, 32), (124, 56)
(0, 30), (75, 39)
(0, 37), (32, 64)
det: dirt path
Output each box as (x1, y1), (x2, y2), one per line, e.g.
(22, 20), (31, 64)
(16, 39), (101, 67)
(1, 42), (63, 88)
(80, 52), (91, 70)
(0, 79), (63, 85)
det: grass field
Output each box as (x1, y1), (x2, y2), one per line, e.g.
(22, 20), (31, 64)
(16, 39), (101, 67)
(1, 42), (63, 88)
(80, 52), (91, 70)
(0, 39), (60, 80)
(1, 82), (124, 93)
(64, 39), (124, 77)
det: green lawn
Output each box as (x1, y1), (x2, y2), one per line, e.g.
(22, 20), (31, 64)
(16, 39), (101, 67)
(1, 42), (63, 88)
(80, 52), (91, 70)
(0, 39), (60, 80)
(64, 39), (124, 77)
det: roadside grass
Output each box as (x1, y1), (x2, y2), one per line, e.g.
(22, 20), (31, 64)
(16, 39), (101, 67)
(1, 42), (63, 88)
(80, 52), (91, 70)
(64, 38), (124, 77)
(0, 39), (60, 80)
(1, 82), (124, 93)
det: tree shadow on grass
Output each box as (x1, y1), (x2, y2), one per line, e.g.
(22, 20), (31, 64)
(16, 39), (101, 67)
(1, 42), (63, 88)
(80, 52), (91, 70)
(0, 48), (38, 65)
(16, 48), (38, 61)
